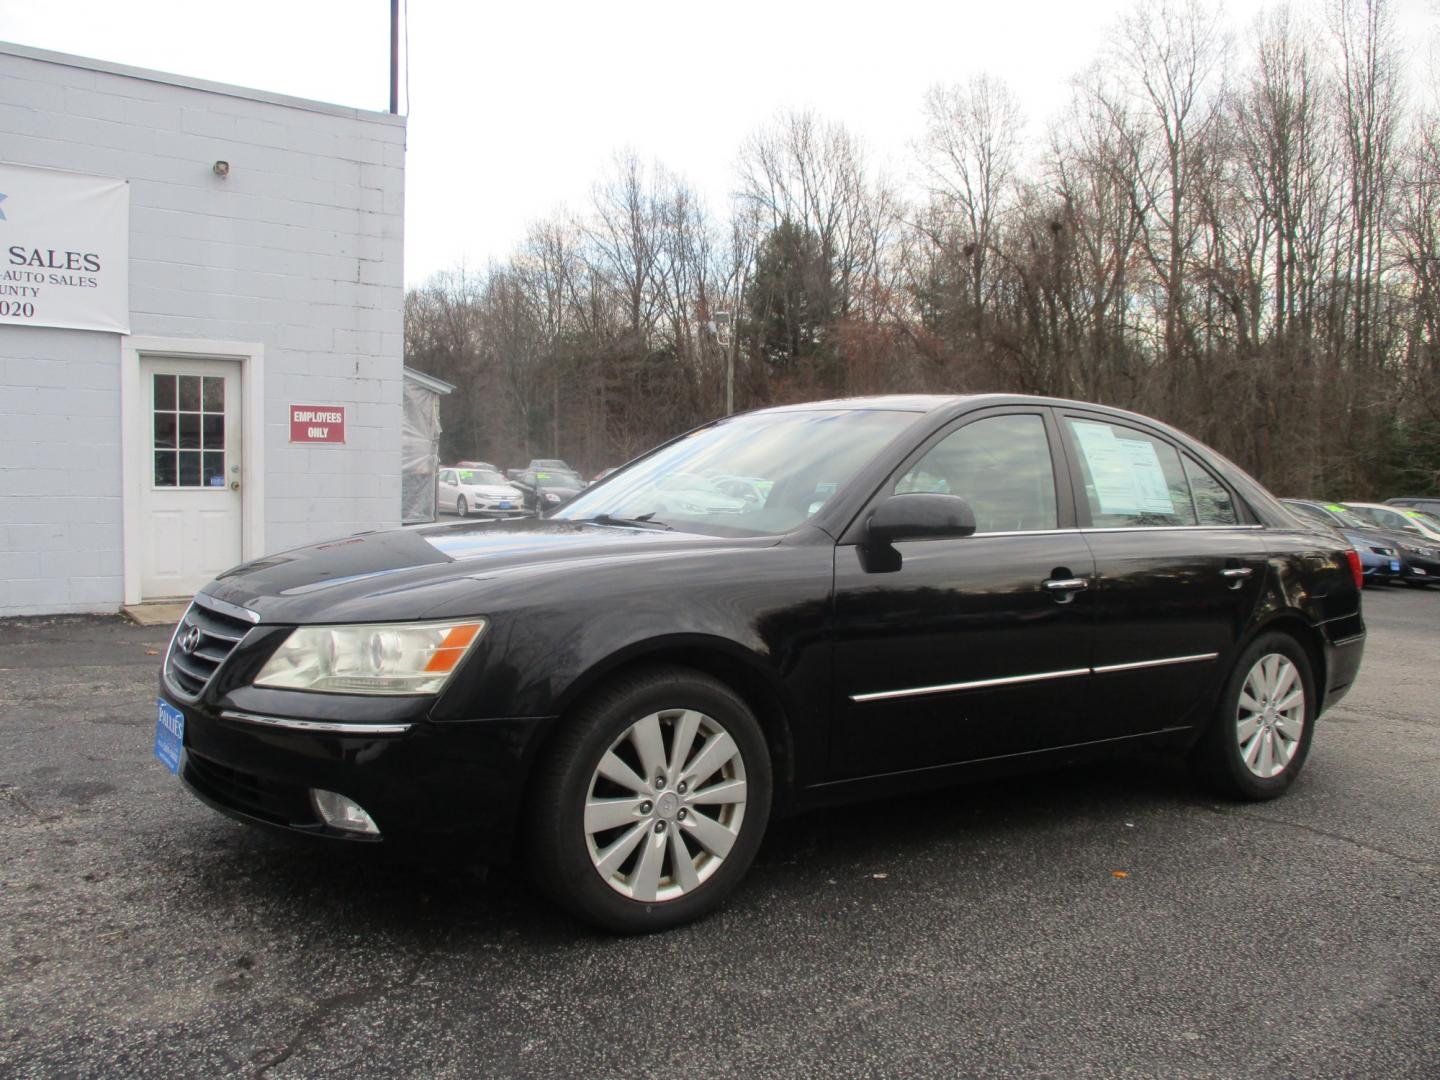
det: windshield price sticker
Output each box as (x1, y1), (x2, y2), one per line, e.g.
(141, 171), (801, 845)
(289, 405), (346, 444)
(1071, 421), (1175, 516)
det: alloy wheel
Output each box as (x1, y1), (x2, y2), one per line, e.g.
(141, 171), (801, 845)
(1235, 653), (1306, 778)
(583, 708), (747, 903)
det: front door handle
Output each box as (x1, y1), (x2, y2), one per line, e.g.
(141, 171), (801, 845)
(1043, 577), (1089, 592)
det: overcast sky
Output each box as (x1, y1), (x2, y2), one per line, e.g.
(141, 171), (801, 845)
(2, 0), (1437, 286)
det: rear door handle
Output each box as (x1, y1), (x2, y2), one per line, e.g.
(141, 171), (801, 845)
(1221, 566), (1254, 590)
(1043, 577), (1089, 592)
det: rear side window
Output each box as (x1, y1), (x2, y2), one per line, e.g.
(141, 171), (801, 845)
(1065, 418), (1196, 528)
(894, 413), (1058, 533)
(1183, 455), (1239, 525)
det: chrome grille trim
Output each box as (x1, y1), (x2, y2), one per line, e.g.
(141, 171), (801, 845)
(162, 594), (257, 700)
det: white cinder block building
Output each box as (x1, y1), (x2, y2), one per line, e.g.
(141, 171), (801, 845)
(0, 42), (406, 616)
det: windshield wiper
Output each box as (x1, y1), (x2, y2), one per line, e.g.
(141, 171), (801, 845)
(584, 512), (672, 530)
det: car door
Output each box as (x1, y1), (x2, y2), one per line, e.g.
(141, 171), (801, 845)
(514, 470), (538, 509)
(437, 469), (457, 511)
(1057, 411), (1268, 738)
(831, 408), (1097, 781)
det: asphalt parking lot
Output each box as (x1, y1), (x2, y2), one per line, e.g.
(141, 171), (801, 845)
(2, 588), (1437, 1079)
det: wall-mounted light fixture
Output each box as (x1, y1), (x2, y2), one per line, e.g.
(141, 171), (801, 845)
(212, 160), (230, 178)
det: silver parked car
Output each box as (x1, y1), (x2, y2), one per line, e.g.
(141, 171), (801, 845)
(438, 467), (527, 518)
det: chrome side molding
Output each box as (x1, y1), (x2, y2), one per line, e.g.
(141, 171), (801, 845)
(219, 711), (413, 736)
(852, 652), (1220, 703)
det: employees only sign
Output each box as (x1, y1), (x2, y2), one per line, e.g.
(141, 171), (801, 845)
(0, 161), (130, 334)
(290, 405), (346, 444)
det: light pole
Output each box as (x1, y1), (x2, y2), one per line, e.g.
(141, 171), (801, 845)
(713, 310), (734, 415)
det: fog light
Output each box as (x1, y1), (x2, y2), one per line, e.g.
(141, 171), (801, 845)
(310, 789), (380, 835)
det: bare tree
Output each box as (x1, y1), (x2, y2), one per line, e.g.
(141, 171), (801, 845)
(916, 74), (1025, 326)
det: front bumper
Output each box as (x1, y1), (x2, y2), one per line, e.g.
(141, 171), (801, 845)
(163, 681), (555, 860)
(1400, 557), (1439, 584)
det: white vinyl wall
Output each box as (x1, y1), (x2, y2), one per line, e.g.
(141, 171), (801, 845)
(0, 43), (406, 615)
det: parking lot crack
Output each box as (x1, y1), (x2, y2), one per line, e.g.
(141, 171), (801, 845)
(251, 956), (426, 1077)
(0, 783), (53, 824)
(1233, 811), (1437, 872)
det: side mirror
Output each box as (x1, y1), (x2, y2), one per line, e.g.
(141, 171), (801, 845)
(867, 493), (977, 544)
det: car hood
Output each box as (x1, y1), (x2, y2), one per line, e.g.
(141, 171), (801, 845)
(1366, 527), (1439, 550)
(1339, 529), (1389, 548)
(203, 518), (775, 624)
(462, 484), (522, 498)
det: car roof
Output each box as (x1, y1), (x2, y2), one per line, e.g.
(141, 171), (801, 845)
(748, 392), (1185, 424)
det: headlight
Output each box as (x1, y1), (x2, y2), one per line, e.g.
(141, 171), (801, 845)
(543, 492), (562, 504)
(1400, 543), (1437, 557)
(254, 619), (486, 695)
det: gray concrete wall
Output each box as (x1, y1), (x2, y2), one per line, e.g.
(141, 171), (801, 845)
(0, 43), (406, 615)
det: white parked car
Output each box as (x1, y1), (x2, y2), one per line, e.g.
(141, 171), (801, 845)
(438, 467), (527, 518)
(1343, 501), (1440, 545)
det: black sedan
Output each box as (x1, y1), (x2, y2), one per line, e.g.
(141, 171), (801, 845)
(155, 395), (1366, 932)
(510, 466), (586, 511)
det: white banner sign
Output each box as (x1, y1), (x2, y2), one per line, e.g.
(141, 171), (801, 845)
(0, 162), (129, 334)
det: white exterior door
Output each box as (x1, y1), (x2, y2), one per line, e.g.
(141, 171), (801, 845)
(139, 356), (244, 598)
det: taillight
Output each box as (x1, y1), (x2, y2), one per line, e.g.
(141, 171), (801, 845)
(1344, 549), (1363, 592)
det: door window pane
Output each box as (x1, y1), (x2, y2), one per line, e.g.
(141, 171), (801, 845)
(153, 374), (176, 410)
(153, 412), (177, 450)
(894, 414), (1058, 533)
(178, 375), (201, 411)
(154, 451), (177, 486)
(202, 452), (226, 487)
(178, 451), (201, 487)
(202, 376), (224, 411)
(178, 412), (201, 449)
(1066, 418), (1196, 528)
(1183, 455), (1238, 525)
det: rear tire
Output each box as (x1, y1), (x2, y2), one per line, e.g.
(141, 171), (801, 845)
(1192, 632), (1316, 800)
(456, 495), (468, 517)
(526, 665), (772, 933)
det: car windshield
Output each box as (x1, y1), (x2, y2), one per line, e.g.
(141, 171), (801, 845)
(458, 469), (505, 485)
(551, 408), (921, 537)
(1311, 503), (1371, 529)
(1405, 508), (1440, 531)
(1348, 504), (1418, 531)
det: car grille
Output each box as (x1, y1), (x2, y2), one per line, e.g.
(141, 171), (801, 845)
(164, 595), (255, 699)
(183, 750), (309, 825)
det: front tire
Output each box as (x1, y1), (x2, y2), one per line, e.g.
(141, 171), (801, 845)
(526, 666), (772, 933)
(456, 495), (468, 517)
(1192, 632), (1316, 800)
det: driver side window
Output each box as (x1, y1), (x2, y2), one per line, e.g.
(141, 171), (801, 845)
(893, 414), (1058, 533)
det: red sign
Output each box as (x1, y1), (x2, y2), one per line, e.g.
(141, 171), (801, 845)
(289, 405), (346, 444)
